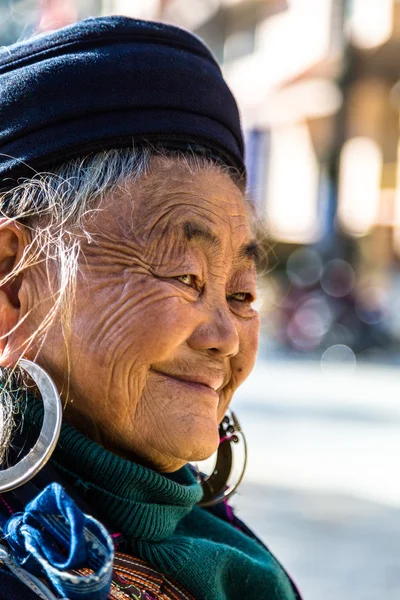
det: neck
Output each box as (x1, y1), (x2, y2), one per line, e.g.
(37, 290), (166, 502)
(63, 405), (186, 472)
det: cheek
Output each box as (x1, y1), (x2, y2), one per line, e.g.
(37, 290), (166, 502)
(217, 314), (259, 420)
(233, 314), (260, 382)
(73, 274), (197, 366)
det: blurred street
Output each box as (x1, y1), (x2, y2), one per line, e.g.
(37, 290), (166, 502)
(232, 359), (400, 600)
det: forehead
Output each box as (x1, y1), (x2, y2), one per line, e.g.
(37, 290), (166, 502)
(104, 159), (252, 244)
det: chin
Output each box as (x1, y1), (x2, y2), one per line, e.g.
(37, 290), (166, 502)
(186, 440), (219, 463)
(168, 414), (221, 464)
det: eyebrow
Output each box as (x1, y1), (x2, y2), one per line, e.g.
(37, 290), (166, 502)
(182, 221), (220, 248)
(238, 240), (262, 266)
(182, 220), (261, 267)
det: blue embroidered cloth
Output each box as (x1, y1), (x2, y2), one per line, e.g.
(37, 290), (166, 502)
(2, 483), (114, 599)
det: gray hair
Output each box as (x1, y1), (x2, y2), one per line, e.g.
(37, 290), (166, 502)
(0, 146), (246, 462)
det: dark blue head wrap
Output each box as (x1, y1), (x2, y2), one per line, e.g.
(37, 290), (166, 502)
(0, 16), (245, 189)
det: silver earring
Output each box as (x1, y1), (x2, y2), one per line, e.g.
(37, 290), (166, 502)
(0, 359), (62, 493)
(197, 410), (247, 507)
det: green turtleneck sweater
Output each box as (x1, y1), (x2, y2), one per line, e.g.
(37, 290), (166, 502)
(25, 403), (298, 600)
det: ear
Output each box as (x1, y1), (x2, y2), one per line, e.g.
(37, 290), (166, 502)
(0, 219), (29, 366)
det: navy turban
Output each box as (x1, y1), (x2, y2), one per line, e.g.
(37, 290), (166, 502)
(0, 16), (245, 189)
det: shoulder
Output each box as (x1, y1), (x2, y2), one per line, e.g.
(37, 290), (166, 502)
(205, 499), (266, 546)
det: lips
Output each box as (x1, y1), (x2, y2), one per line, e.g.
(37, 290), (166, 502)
(150, 369), (226, 392)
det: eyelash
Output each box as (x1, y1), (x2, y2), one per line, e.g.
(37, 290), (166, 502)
(175, 274), (197, 287)
(228, 292), (252, 303)
(174, 275), (253, 303)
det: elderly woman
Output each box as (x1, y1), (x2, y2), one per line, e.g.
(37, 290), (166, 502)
(0, 15), (301, 600)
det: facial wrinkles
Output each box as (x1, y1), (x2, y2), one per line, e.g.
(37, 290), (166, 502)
(79, 276), (189, 360)
(133, 386), (192, 468)
(82, 181), (253, 365)
(111, 206), (247, 345)
(83, 238), (147, 272)
(152, 213), (238, 278)
(46, 163), (260, 469)
(92, 163), (251, 269)
(138, 176), (238, 225)
(148, 236), (199, 274)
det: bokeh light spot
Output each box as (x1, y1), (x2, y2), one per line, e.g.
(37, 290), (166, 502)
(320, 344), (357, 374)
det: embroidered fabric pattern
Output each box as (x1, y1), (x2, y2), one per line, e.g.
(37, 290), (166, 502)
(76, 553), (195, 600)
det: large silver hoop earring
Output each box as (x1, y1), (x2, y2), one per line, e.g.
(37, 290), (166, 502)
(197, 410), (247, 507)
(0, 359), (62, 493)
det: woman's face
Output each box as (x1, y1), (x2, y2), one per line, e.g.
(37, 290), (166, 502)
(33, 159), (260, 471)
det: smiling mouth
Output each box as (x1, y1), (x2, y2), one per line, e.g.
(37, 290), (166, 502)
(150, 369), (225, 394)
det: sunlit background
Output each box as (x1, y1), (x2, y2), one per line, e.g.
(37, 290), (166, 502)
(3, 1), (400, 598)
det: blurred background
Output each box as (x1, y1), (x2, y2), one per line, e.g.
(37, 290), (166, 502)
(3, 1), (400, 598)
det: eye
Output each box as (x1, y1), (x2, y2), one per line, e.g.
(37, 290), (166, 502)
(175, 274), (197, 287)
(228, 292), (253, 303)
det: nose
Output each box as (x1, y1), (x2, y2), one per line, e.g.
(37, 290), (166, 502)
(187, 306), (240, 358)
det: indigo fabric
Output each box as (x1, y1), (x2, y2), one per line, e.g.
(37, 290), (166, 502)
(0, 16), (245, 189)
(4, 482), (114, 599)
(0, 545), (59, 600)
